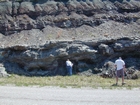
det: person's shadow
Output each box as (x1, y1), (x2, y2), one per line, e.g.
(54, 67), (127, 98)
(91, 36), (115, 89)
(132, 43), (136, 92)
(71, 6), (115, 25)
(112, 83), (118, 86)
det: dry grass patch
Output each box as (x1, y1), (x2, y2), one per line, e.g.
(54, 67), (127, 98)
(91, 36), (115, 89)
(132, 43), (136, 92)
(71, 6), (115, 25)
(0, 74), (140, 89)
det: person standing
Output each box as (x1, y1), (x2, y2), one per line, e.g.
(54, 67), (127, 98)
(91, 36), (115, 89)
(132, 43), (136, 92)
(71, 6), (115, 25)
(115, 57), (126, 85)
(66, 59), (73, 76)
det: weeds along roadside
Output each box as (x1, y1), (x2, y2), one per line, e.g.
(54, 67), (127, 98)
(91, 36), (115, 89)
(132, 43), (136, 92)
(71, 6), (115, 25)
(0, 74), (139, 89)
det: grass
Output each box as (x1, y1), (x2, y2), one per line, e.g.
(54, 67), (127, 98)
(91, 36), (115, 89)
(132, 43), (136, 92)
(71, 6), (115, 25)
(0, 74), (140, 89)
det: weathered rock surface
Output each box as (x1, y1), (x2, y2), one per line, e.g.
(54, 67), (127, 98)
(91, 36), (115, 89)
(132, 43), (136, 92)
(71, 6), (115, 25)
(131, 70), (140, 79)
(0, 0), (139, 77)
(0, 63), (10, 77)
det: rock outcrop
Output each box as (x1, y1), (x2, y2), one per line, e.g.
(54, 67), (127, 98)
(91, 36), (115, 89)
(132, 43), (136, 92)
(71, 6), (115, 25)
(0, 0), (139, 78)
(0, 63), (10, 77)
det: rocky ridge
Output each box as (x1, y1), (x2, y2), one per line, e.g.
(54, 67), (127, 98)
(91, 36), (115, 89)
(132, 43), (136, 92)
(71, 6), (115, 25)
(0, 0), (140, 78)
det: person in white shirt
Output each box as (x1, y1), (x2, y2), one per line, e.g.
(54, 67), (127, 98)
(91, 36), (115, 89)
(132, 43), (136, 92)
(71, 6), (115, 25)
(115, 57), (125, 85)
(66, 59), (73, 76)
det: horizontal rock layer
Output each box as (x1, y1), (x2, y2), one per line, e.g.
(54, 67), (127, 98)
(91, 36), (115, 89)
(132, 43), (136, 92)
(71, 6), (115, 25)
(0, 0), (139, 77)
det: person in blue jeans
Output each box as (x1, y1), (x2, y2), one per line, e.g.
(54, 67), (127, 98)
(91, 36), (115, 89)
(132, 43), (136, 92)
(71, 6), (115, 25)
(66, 59), (73, 76)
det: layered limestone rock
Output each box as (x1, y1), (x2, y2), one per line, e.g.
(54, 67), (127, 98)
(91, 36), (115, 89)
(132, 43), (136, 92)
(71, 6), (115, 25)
(0, 0), (139, 78)
(1, 39), (140, 77)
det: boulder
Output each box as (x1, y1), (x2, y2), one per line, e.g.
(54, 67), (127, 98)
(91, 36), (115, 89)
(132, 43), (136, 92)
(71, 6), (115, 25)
(0, 64), (10, 77)
(18, 2), (35, 14)
(100, 61), (116, 78)
(98, 44), (114, 55)
(131, 70), (140, 79)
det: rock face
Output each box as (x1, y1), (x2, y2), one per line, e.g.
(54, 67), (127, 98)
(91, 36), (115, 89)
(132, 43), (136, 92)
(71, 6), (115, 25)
(0, 63), (10, 77)
(0, 0), (140, 77)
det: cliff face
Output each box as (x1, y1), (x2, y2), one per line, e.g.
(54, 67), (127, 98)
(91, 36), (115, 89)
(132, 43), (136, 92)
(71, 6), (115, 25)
(0, 0), (140, 77)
